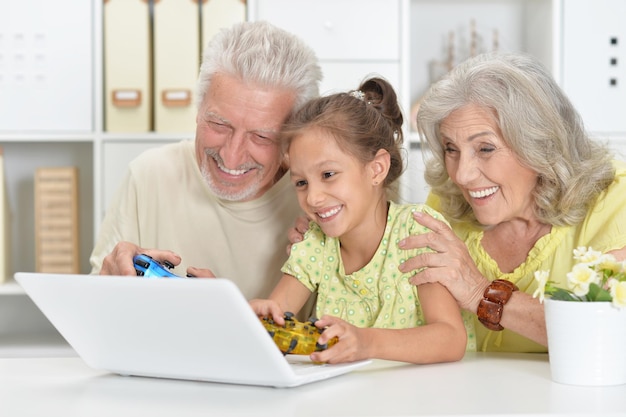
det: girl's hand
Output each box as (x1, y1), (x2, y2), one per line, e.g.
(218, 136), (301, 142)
(286, 214), (311, 255)
(249, 299), (285, 325)
(398, 211), (488, 312)
(309, 315), (371, 364)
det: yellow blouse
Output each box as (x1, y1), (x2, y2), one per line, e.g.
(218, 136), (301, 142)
(427, 160), (626, 352)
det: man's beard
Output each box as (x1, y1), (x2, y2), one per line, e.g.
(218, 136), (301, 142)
(200, 149), (264, 202)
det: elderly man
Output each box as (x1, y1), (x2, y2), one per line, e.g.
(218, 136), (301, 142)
(90, 21), (322, 301)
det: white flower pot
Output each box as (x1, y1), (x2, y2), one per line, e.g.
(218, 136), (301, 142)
(544, 299), (626, 386)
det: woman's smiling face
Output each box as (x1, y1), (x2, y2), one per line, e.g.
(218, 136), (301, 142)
(440, 104), (539, 226)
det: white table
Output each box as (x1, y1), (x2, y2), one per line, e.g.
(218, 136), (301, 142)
(0, 352), (624, 416)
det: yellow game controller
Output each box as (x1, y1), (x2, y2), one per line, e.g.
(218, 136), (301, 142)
(261, 312), (338, 355)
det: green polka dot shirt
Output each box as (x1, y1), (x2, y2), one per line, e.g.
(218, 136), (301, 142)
(281, 201), (448, 329)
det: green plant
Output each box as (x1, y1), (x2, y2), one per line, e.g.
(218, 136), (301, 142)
(533, 247), (626, 309)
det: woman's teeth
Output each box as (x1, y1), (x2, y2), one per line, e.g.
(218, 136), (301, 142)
(469, 186), (499, 198)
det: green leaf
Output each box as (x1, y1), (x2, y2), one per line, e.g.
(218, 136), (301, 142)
(548, 288), (580, 302)
(587, 283), (612, 302)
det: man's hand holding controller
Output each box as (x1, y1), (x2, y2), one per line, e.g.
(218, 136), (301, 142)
(99, 241), (216, 278)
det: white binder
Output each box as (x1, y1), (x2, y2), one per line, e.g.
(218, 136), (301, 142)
(104, 0), (152, 132)
(153, 0), (200, 133)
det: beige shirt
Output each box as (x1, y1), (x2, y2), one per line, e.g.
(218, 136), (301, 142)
(90, 140), (302, 300)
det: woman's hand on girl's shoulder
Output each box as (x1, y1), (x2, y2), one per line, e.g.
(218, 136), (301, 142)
(398, 211), (488, 312)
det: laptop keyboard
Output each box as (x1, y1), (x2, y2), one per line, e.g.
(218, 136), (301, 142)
(285, 355), (328, 373)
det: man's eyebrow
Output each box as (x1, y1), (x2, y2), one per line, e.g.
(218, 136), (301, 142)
(254, 127), (279, 135)
(203, 111), (230, 124)
(203, 111), (278, 135)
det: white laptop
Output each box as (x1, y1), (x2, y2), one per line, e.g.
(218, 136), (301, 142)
(15, 272), (370, 388)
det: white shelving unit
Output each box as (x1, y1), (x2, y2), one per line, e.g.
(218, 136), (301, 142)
(1, 0), (95, 355)
(0, 0), (185, 356)
(1, 0), (625, 356)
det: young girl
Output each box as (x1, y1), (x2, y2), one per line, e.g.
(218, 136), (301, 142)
(250, 77), (467, 364)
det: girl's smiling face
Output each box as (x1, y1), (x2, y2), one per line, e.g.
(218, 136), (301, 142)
(288, 127), (384, 240)
(440, 104), (539, 226)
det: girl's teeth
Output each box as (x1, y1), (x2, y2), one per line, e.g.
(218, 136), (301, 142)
(318, 206), (341, 218)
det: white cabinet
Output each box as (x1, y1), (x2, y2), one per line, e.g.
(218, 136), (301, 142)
(249, 0), (406, 98)
(559, 0), (626, 164)
(561, 0), (626, 137)
(0, 0), (93, 132)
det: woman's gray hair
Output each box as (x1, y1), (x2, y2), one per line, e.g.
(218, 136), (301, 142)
(196, 21), (322, 113)
(417, 52), (614, 227)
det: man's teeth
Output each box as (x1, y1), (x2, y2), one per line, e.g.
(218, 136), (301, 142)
(318, 206), (341, 219)
(469, 186), (499, 198)
(219, 165), (248, 175)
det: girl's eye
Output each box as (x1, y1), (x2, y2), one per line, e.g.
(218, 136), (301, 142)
(322, 171), (336, 179)
(294, 179), (307, 188)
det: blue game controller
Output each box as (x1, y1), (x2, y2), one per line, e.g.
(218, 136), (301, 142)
(133, 254), (182, 278)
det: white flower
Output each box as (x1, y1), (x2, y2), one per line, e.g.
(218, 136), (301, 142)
(597, 253), (619, 270)
(533, 270), (550, 303)
(609, 279), (626, 309)
(533, 247), (626, 306)
(566, 263), (600, 297)
(573, 246), (604, 264)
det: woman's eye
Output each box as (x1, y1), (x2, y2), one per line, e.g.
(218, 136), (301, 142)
(479, 146), (496, 154)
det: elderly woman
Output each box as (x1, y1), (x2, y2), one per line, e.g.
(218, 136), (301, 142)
(398, 52), (626, 352)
